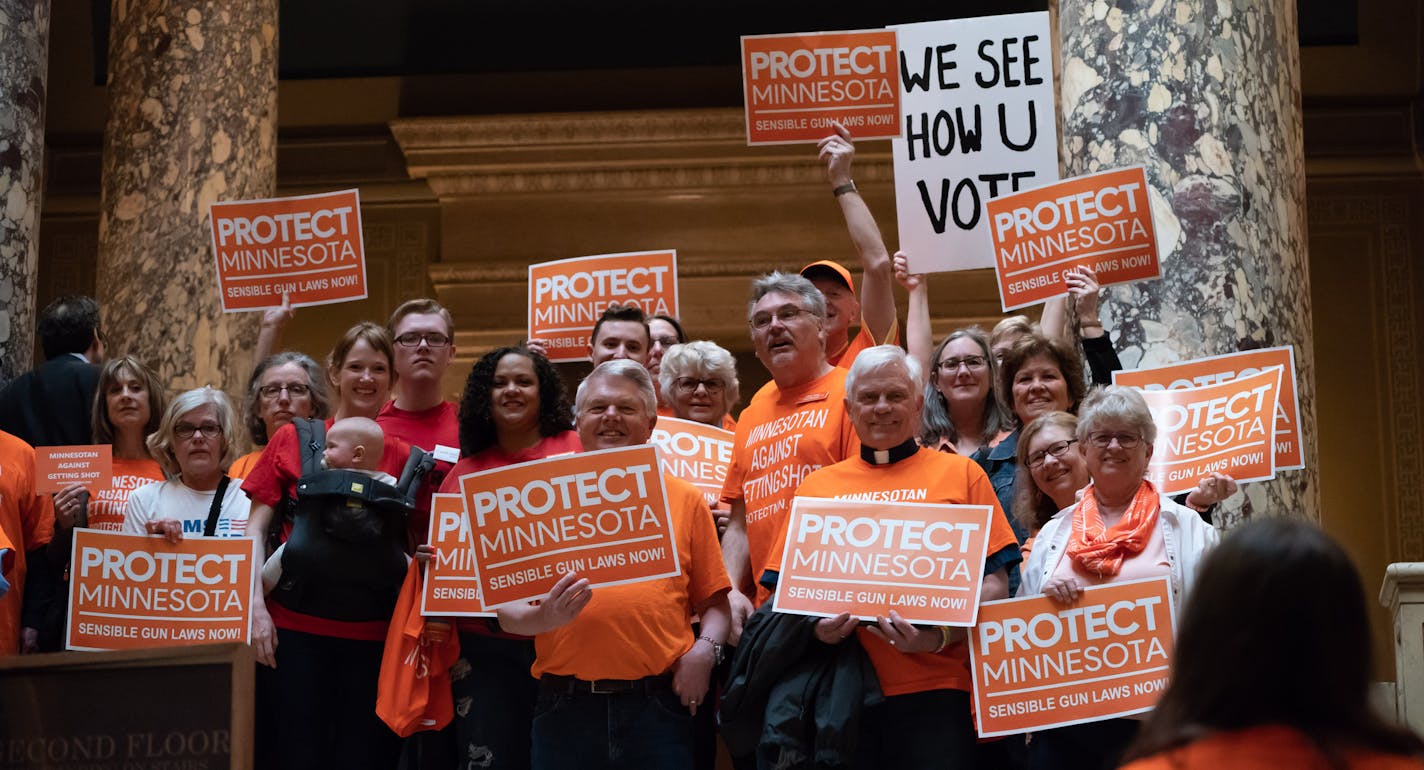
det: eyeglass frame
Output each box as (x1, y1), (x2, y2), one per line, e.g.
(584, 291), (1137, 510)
(1026, 438), (1078, 469)
(258, 383), (312, 399)
(394, 332), (453, 348)
(936, 355), (988, 372)
(1086, 431), (1144, 449)
(748, 305), (819, 331)
(673, 377), (725, 395)
(174, 421), (224, 439)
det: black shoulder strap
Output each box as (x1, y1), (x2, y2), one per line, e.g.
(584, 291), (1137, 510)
(395, 446), (435, 498)
(294, 417), (326, 477)
(203, 476), (232, 537)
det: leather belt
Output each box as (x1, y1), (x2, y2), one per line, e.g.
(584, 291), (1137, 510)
(539, 674), (672, 696)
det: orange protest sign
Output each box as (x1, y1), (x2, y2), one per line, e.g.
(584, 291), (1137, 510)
(988, 167), (1160, 311)
(66, 529), (259, 651)
(773, 497), (994, 626)
(649, 417), (733, 510)
(741, 30), (901, 145)
(970, 577), (1175, 737)
(422, 493), (493, 618)
(1134, 367), (1283, 496)
(210, 188), (366, 311)
(527, 250), (678, 363)
(35, 445), (112, 494)
(457, 445), (680, 608)
(1113, 346), (1304, 471)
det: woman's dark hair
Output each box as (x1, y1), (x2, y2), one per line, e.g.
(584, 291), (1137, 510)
(458, 346), (573, 456)
(997, 332), (1086, 423)
(92, 355), (166, 447)
(243, 352), (331, 446)
(920, 326), (1010, 448)
(1123, 518), (1424, 765)
(650, 314), (686, 344)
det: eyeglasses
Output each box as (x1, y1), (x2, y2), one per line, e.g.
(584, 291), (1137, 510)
(937, 355), (988, 372)
(749, 306), (817, 330)
(394, 332), (452, 348)
(175, 421), (223, 439)
(674, 377), (725, 395)
(1087, 432), (1143, 449)
(259, 383), (311, 399)
(1027, 439), (1077, 469)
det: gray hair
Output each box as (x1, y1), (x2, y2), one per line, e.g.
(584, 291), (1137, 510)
(244, 351), (331, 446)
(748, 271), (827, 320)
(576, 359), (658, 418)
(658, 341), (741, 413)
(147, 387), (238, 477)
(1077, 385), (1158, 446)
(845, 345), (924, 396)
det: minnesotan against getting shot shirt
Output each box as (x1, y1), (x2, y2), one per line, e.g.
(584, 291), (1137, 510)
(721, 366), (857, 605)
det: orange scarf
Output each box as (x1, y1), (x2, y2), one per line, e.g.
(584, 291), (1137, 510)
(1067, 480), (1161, 578)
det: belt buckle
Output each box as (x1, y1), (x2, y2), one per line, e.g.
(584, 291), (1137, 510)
(588, 679), (618, 694)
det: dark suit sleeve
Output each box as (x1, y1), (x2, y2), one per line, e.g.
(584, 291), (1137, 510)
(1082, 334), (1122, 386)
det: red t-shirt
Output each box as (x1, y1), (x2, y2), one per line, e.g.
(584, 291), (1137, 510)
(377, 400), (460, 544)
(241, 418), (413, 640)
(437, 429), (582, 635)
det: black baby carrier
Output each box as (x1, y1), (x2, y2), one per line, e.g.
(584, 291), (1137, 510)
(268, 417), (434, 622)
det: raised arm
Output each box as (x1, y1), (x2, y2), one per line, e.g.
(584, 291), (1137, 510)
(894, 252), (932, 376)
(821, 123), (895, 343)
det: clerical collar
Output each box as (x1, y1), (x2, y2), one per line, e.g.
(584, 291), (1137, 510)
(861, 438), (919, 466)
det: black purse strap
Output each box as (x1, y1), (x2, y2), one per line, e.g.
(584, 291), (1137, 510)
(203, 475), (232, 537)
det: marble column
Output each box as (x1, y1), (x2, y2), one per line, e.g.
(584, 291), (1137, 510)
(0, 1), (49, 385)
(96, 1), (277, 394)
(1057, 0), (1317, 525)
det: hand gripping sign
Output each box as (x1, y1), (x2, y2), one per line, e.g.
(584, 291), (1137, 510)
(970, 577), (1175, 737)
(457, 445), (681, 609)
(527, 250), (678, 363)
(892, 12), (1059, 274)
(35, 445), (112, 494)
(422, 493), (494, 618)
(741, 29), (901, 145)
(210, 188), (367, 311)
(774, 497), (994, 626)
(649, 417), (734, 510)
(1113, 347), (1304, 472)
(988, 166), (1162, 311)
(67, 530), (260, 651)
(1133, 366), (1285, 496)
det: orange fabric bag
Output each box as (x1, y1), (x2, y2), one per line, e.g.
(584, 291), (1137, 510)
(376, 560), (460, 737)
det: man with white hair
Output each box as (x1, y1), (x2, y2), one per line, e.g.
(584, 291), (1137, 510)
(760, 346), (1021, 767)
(720, 272), (858, 641)
(498, 360), (731, 770)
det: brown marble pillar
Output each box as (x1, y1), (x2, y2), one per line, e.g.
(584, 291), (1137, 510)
(1057, 0), (1317, 524)
(0, 1), (49, 384)
(96, 1), (277, 393)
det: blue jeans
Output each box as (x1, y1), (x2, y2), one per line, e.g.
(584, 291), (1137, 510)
(530, 680), (693, 770)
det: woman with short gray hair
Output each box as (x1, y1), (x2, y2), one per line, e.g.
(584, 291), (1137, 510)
(658, 341), (741, 430)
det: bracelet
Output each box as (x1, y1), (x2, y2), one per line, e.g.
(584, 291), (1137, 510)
(934, 626), (953, 653)
(1079, 320), (1103, 329)
(832, 181), (858, 197)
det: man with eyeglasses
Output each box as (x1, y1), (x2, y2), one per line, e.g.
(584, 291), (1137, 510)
(720, 272), (858, 643)
(755, 346), (1020, 767)
(377, 299), (461, 538)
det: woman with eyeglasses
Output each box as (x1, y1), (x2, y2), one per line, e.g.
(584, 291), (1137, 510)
(658, 340), (741, 431)
(1018, 386), (1219, 770)
(242, 322), (416, 770)
(230, 352), (332, 480)
(122, 387), (251, 541)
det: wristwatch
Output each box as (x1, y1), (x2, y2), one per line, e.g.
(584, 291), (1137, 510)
(698, 635), (725, 665)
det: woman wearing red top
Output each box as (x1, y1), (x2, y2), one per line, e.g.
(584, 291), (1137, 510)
(1121, 518), (1424, 769)
(436, 344), (577, 770)
(242, 322), (413, 770)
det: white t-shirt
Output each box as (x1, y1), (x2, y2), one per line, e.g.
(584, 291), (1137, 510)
(122, 478), (252, 539)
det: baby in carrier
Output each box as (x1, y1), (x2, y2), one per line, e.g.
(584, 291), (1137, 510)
(261, 417), (405, 591)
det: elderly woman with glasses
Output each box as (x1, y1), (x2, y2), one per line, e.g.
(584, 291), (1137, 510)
(657, 340), (740, 431)
(230, 352), (331, 480)
(1018, 386), (1219, 770)
(122, 387), (251, 542)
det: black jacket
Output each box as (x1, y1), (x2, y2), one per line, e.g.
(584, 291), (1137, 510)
(720, 603), (883, 769)
(0, 354), (100, 447)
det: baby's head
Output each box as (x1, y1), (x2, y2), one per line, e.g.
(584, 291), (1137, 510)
(323, 416), (384, 472)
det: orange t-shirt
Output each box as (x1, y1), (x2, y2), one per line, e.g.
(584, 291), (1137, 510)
(767, 447), (1019, 697)
(721, 367), (858, 605)
(1121, 725), (1424, 770)
(228, 449), (263, 482)
(86, 456), (166, 532)
(0, 430), (54, 654)
(531, 474), (730, 681)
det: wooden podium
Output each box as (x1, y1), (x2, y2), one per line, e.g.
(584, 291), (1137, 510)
(0, 643), (254, 770)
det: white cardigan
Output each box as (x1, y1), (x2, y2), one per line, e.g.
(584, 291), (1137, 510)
(1018, 494), (1219, 610)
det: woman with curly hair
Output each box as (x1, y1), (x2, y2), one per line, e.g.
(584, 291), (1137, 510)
(437, 344), (579, 770)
